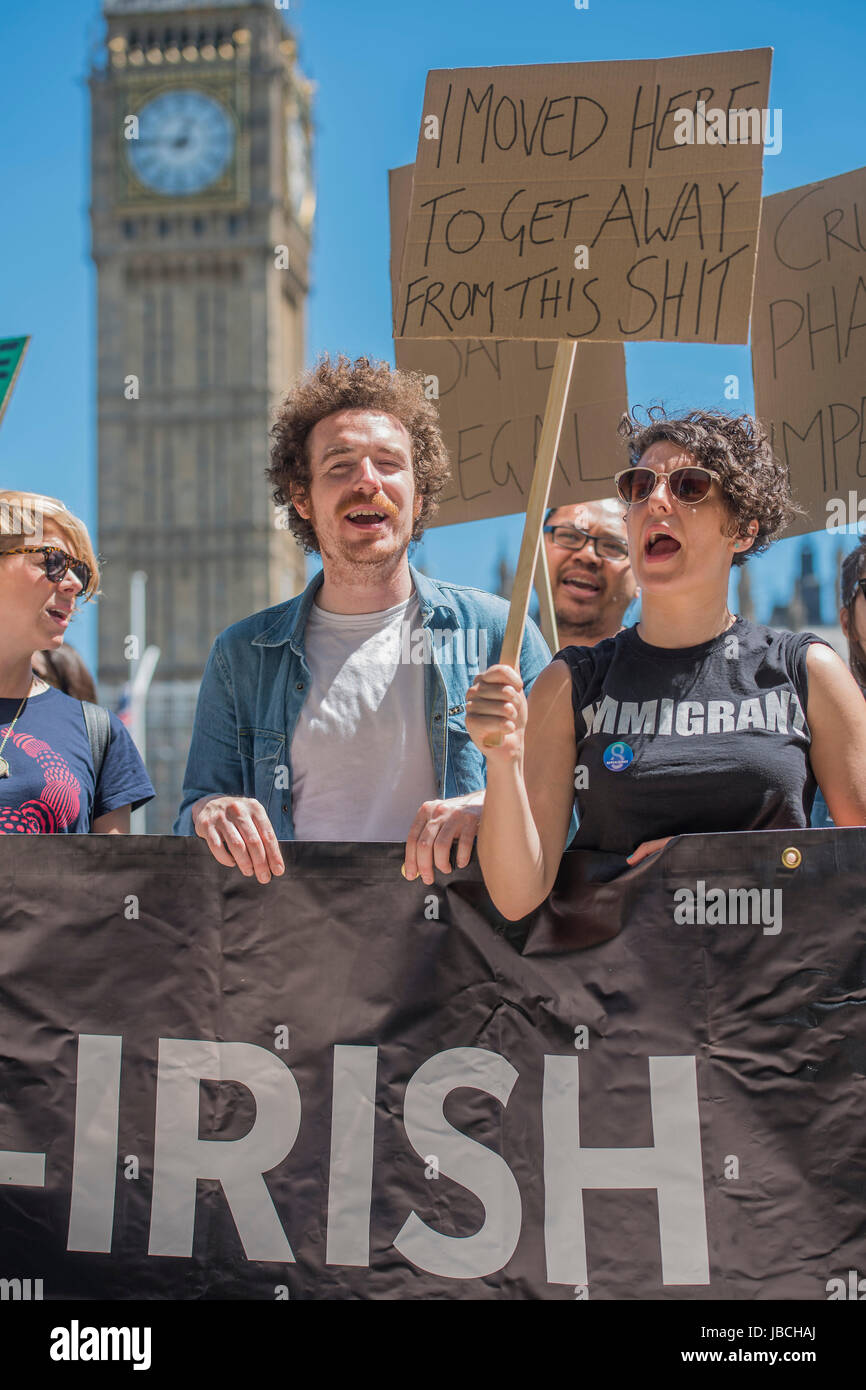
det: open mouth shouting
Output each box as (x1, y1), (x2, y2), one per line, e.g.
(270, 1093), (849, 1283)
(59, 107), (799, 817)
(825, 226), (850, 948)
(644, 526), (682, 563)
(46, 604), (73, 628)
(340, 495), (400, 531)
(344, 507), (387, 529)
(560, 571), (602, 598)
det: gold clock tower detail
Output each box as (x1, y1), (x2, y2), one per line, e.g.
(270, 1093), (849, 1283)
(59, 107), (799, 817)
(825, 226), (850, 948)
(90, 0), (312, 830)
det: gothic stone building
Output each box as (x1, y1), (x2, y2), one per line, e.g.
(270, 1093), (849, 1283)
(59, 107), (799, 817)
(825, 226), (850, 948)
(90, 0), (312, 829)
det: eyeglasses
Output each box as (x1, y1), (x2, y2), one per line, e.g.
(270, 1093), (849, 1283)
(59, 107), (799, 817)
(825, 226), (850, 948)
(614, 465), (721, 506)
(2, 546), (94, 598)
(542, 524), (629, 560)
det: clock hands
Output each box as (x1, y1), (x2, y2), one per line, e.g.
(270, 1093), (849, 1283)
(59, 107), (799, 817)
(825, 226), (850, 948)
(128, 91), (233, 194)
(136, 128), (193, 150)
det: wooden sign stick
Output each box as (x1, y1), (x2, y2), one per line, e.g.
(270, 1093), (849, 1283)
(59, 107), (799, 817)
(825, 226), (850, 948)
(485, 339), (576, 746)
(534, 537), (560, 656)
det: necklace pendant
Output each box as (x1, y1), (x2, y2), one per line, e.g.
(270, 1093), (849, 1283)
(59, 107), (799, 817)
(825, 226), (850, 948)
(0, 757), (8, 778)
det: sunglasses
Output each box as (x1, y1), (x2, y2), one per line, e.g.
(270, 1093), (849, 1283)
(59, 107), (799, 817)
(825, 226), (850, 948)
(3, 545), (94, 598)
(542, 524), (628, 560)
(614, 465), (721, 506)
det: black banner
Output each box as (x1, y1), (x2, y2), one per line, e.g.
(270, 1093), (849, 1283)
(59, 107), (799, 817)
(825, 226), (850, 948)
(0, 831), (864, 1301)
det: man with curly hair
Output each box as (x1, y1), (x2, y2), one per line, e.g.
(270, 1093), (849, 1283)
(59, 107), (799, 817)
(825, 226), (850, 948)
(174, 354), (552, 884)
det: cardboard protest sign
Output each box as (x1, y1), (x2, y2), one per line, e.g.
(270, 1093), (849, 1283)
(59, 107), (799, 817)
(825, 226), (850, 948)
(389, 162), (415, 322)
(396, 51), (772, 344)
(390, 165), (629, 527)
(752, 166), (866, 535)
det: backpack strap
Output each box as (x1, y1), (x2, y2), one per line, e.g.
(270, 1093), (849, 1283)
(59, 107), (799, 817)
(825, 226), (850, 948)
(81, 701), (111, 788)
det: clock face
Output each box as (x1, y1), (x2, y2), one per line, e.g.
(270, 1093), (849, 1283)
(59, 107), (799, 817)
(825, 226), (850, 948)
(286, 112), (314, 228)
(127, 90), (234, 196)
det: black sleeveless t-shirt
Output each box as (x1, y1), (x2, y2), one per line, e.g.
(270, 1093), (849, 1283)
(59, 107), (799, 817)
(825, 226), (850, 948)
(553, 619), (831, 855)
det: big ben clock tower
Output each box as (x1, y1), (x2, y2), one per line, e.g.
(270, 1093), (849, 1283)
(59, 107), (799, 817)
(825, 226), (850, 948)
(90, 0), (313, 831)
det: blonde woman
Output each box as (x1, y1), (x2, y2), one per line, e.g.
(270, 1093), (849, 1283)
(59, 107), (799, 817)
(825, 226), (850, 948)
(0, 491), (153, 833)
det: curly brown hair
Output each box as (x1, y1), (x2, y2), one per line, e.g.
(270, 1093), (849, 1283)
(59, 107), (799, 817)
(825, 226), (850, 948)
(840, 540), (866, 690)
(268, 354), (452, 554)
(617, 408), (803, 566)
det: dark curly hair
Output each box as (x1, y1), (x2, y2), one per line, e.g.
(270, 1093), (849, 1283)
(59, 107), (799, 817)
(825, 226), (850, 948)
(268, 354), (452, 554)
(617, 407), (803, 566)
(840, 539), (866, 690)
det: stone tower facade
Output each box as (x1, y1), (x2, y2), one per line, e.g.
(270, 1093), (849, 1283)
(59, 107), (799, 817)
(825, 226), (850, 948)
(90, 0), (311, 830)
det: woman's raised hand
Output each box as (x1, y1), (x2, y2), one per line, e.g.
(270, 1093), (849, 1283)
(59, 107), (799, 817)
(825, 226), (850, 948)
(465, 664), (528, 761)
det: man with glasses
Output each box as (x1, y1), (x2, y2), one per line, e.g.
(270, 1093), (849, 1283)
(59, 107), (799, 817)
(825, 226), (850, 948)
(542, 499), (638, 648)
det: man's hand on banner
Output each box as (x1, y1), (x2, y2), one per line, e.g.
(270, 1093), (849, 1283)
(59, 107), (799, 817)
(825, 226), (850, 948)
(191, 794), (285, 884)
(402, 790), (485, 885)
(465, 664), (528, 759)
(626, 836), (673, 866)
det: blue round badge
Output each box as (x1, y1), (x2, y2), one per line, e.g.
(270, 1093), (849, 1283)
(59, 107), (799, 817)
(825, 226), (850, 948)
(602, 741), (634, 772)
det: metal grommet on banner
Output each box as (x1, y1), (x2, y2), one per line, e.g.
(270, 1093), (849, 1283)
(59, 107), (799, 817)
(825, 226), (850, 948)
(781, 846), (802, 869)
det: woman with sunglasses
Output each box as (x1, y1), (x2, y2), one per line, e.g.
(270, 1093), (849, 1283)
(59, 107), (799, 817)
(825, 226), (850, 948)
(466, 410), (866, 920)
(0, 491), (153, 834)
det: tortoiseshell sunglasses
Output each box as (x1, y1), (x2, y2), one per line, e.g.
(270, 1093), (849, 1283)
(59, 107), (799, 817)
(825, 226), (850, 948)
(2, 545), (94, 598)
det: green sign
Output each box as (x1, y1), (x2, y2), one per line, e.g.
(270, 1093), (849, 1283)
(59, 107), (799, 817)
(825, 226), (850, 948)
(0, 336), (30, 425)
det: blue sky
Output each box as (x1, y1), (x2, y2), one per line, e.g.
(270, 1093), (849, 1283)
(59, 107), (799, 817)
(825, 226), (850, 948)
(1, 0), (864, 672)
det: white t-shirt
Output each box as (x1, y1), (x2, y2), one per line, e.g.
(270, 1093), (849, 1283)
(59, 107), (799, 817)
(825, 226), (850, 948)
(291, 593), (439, 841)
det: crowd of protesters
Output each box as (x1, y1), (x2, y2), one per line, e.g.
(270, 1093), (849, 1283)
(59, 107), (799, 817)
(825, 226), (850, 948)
(2, 355), (865, 908)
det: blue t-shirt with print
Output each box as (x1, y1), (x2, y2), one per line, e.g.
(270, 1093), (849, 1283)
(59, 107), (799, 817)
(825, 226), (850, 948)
(0, 686), (154, 833)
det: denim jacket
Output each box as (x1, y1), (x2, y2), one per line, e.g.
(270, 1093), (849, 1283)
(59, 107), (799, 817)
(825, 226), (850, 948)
(174, 564), (553, 838)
